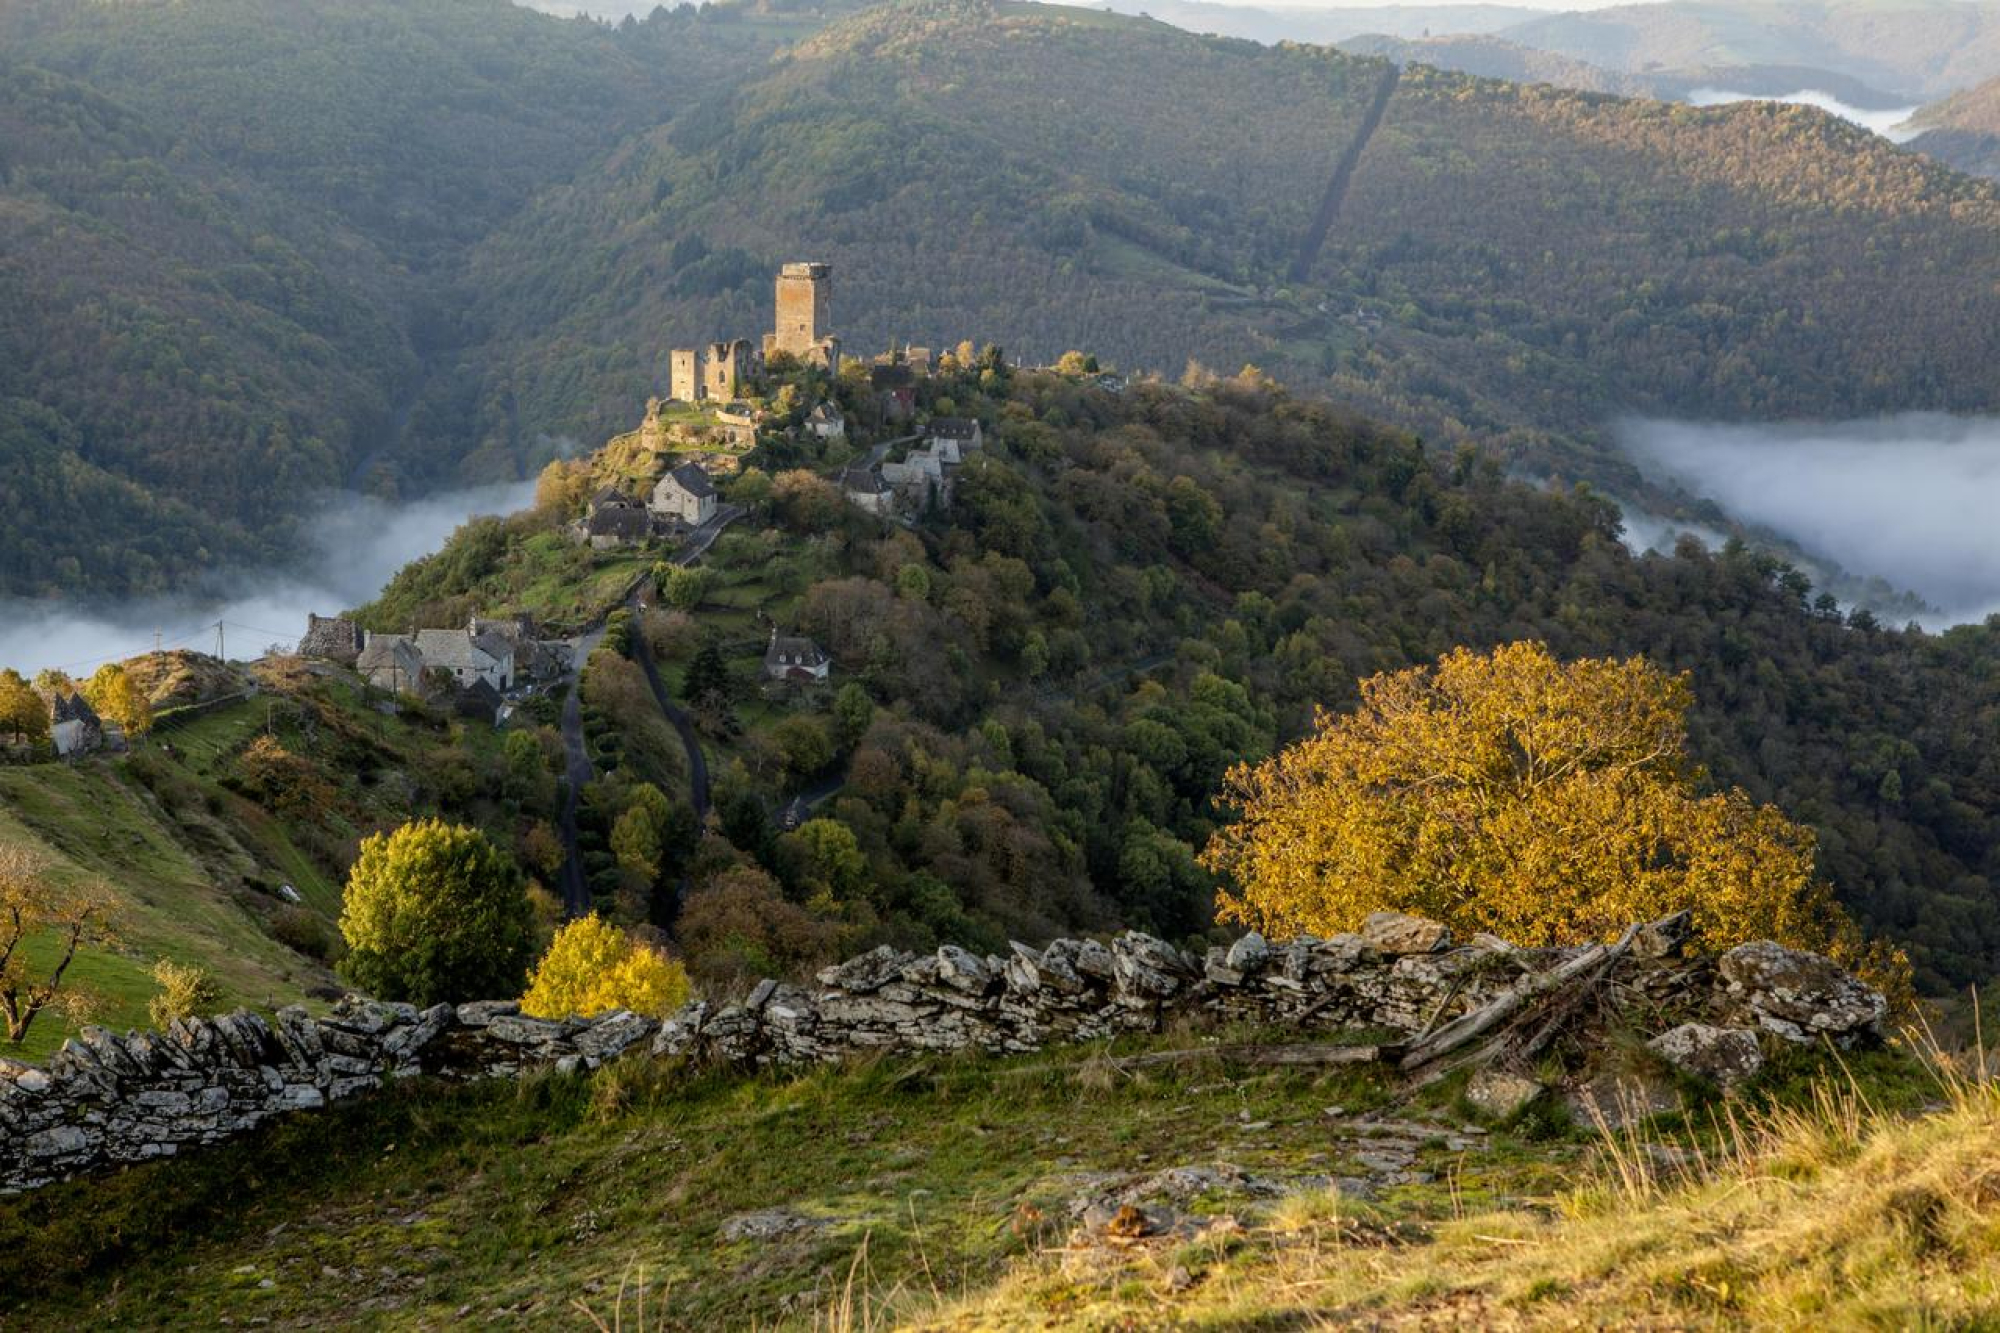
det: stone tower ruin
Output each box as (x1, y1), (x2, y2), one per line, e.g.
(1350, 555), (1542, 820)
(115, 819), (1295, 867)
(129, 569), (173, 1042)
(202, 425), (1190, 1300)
(764, 262), (839, 369)
(705, 339), (751, 401)
(669, 348), (701, 402)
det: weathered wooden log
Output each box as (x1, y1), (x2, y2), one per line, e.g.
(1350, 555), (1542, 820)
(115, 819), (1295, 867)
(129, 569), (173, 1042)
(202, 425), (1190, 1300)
(1398, 922), (1643, 1076)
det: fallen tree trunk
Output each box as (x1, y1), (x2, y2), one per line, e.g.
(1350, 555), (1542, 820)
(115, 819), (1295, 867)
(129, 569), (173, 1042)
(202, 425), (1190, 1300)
(1398, 922), (1643, 1080)
(1110, 1042), (1384, 1069)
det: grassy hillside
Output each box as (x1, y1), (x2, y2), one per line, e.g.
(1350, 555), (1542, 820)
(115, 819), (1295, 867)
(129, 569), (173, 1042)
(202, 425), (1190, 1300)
(0, 658), (568, 1061)
(0, 1030), (1979, 1327)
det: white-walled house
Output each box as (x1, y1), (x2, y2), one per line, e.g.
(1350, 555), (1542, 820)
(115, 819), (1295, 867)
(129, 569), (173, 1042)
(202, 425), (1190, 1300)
(651, 462), (718, 527)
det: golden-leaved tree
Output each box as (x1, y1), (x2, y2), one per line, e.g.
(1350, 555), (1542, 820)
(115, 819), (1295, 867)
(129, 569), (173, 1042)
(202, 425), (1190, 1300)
(520, 915), (691, 1020)
(83, 663), (150, 738)
(0, 846), (113, 1044)
(1203, 642), (1878, 962)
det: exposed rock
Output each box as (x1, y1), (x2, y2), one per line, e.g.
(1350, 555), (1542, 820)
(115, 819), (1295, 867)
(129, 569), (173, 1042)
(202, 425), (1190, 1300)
(1360, 911), (1451, 956)
(1465, 1068), (1544, 1120)
(720, 1209), (828, 1242)
(1566, 1072), (1682, 1132)
(1648, 1023), (1763, 1086)
(1719, 942), (1888, 1044)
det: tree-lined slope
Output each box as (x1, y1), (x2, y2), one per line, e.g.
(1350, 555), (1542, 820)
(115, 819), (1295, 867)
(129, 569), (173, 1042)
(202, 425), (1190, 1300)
(461, 1), (2000, 485)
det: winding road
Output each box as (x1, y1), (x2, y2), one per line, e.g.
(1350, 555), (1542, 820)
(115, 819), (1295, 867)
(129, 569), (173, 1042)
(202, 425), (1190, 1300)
(550, 504), (743, 917)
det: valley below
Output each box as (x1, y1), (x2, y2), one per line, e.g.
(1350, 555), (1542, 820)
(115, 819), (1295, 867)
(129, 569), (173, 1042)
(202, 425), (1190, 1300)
(6, 0), (2000, 1325)
(1619, 413), (2000, 626)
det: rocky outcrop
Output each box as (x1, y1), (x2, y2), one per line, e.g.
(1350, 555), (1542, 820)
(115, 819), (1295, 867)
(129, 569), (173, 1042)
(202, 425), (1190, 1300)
(0, 924), (1887, 1195)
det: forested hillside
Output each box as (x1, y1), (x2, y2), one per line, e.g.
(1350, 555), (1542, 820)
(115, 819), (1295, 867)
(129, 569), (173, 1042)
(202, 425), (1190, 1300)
(1908, 78), (2000, 180)
(454, 1), (2000, 490)
(377, 356), (2000, 994)
(0, 0), (820, 594)
(1495, 0), (2000, 98)
(10, 0), (2000, 598)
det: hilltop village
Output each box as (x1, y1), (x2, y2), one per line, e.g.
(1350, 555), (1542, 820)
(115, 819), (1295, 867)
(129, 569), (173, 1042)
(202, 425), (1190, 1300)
(281, 262), (1018, 724)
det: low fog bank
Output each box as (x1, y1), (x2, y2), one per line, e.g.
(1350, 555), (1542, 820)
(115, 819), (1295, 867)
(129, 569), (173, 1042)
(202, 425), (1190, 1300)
(1684, 88), (1920, 142)
(0, 480), (537, 677)
(1619, 415), (2000, 627)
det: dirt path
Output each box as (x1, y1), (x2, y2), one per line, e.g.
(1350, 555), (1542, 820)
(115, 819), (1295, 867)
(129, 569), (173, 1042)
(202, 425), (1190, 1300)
(1290, 65), (1400, 284)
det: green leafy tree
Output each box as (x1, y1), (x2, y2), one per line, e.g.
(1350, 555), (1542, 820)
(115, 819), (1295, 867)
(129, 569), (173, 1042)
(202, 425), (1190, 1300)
(832, 682), (874, 750)
(661, 564), (710, 611)
(337, 819), (533, 1005)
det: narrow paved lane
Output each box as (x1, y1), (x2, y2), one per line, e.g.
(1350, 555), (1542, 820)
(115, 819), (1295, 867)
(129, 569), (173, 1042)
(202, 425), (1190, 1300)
(556, 623), (605, 918)
(627, 591), (711, 821)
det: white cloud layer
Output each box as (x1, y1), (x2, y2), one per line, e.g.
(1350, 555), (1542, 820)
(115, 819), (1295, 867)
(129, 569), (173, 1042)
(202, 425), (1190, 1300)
(0, 481), (537, 677)
(1619, 415), (2000, 627)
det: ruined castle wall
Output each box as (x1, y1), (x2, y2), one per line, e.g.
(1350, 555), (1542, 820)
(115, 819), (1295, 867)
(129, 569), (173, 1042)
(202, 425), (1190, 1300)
(0, 921), (1887, 1195)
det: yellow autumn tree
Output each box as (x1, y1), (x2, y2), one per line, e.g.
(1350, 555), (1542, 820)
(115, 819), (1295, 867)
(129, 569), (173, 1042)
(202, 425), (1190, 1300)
(83, 663), (151, 738)
(520, 915), (692, 1019)
(1203, 642), (1865, 958)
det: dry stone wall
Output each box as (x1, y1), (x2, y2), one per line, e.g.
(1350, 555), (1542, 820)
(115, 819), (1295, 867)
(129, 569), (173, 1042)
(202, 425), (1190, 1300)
(0, 914), (1888, 1194)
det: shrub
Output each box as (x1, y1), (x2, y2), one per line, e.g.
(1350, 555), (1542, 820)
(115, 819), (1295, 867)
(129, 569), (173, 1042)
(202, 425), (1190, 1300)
(519, 915), (691, 1019)
(336, 819), (533, 1005)
(148, 959), (220, 1028)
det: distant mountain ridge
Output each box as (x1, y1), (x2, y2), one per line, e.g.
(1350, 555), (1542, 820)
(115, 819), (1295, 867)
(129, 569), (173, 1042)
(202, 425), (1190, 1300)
(8, 0), (2000, 597)
(1908, 77), (2000, 179)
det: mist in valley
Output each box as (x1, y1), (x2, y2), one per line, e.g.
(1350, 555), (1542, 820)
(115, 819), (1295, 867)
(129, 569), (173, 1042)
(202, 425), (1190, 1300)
(0, 481), (537, 678)
(1683, 88), (1920, 141)
(1619, 415), (2000, 627)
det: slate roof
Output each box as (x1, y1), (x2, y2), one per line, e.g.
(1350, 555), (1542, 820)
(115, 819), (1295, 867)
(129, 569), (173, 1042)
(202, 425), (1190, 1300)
(50, 692), (100, 727)
(841, 466), (891, 496)
(928, 416), (979, 441)
(663, 462), (716, 500)
(592, 485), (642, 509)
(586, 505), (653, 539)
(413, 628), (510, 674)
(765, 633), (830, 672)
(356, 635), (425, 684)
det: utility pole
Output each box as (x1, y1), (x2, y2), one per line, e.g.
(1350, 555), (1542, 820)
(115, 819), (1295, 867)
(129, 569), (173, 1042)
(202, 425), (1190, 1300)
(215, 621), (225, 662)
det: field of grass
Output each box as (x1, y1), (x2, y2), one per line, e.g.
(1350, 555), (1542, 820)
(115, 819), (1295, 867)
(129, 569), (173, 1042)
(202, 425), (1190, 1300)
(0, 761), (334, 1063)
(0, 1025), (1972, 1329)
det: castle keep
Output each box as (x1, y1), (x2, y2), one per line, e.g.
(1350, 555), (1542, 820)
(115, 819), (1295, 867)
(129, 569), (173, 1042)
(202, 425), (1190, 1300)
(666, 262), (840, 402)
(764, 261), (839, 367)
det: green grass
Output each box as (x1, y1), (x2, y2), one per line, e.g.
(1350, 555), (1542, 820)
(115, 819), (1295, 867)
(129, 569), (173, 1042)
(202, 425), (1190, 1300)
(3, 933), (160, 1063)
(0, 763), (332, 1062)
(0, 1030), (1964, 1329)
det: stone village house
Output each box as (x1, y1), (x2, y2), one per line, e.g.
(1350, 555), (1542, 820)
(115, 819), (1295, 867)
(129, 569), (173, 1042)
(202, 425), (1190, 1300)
(49, 692), (103, 758)
(763, 630), (831, 684)
(355, 636), (426, 697)
(582, 487), (653, 549)
(651, 462), (718, 527)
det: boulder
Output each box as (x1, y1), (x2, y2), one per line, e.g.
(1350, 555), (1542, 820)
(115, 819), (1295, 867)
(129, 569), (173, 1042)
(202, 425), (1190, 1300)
(1360, 911), (1451, 956)
(816, 945), (911, 994)
(1648, 1023), (1763, 1086)
(1719, 942), (1888, 1044)
(1465, 1068), (1543, 1120)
